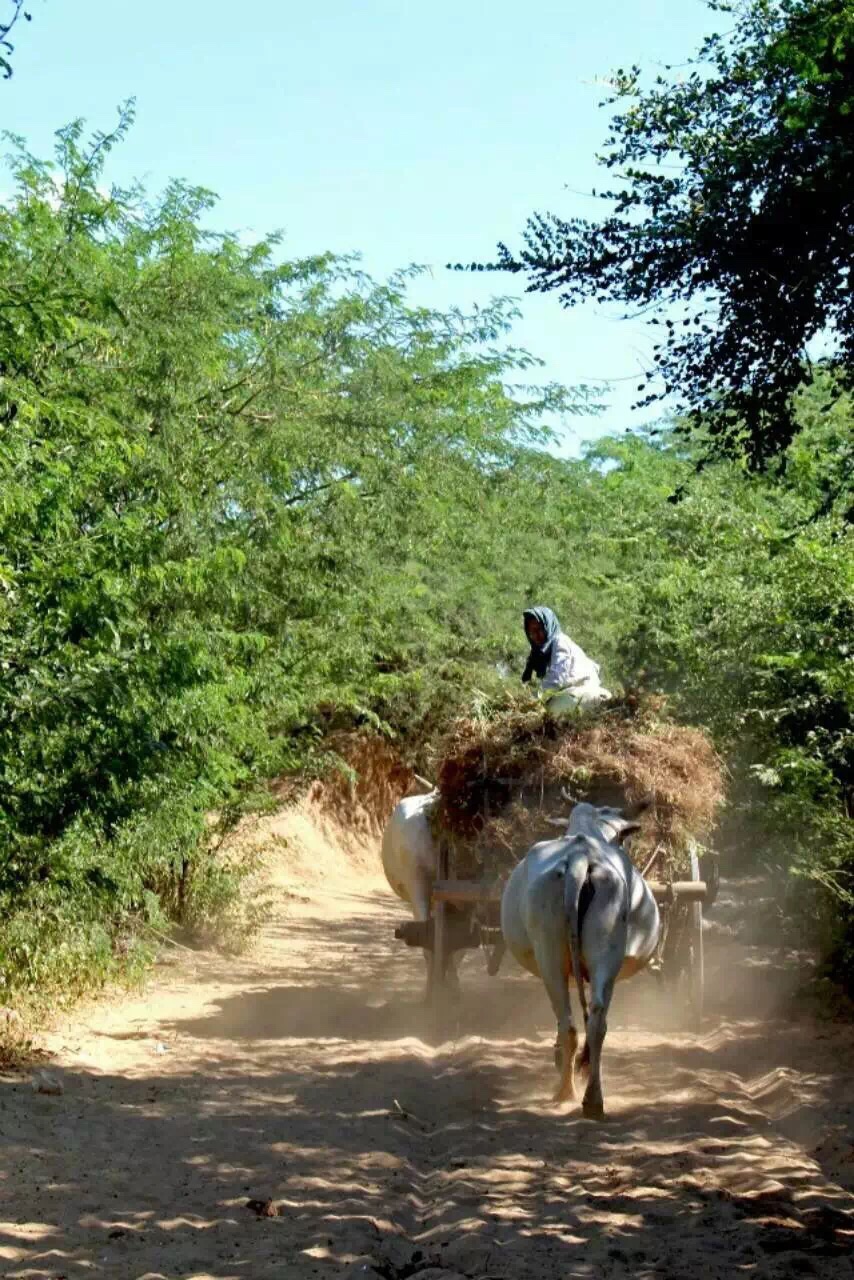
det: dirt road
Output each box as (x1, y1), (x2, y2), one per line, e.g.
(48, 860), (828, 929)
(2, 804), (853, 1279)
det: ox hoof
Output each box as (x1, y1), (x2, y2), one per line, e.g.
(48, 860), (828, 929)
(553, 1078), (577, 1104)
(581, 1099), (605, 1122)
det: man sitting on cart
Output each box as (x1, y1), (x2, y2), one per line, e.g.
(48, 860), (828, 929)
(521, 605), (610, 710)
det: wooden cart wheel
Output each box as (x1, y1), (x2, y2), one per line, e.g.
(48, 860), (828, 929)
(687, 844), (705, 1028)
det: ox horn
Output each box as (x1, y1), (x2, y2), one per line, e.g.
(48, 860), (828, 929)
(413, 773), (434, 791)
(560, 785), (576, 805)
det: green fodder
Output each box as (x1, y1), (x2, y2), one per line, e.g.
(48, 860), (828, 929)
(429, 690), (724, 879)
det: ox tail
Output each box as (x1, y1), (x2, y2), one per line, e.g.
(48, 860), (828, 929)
(564, 841), (590, 1027)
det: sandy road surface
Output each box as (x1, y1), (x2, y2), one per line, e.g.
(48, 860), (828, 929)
(2, 804), (853, 1280)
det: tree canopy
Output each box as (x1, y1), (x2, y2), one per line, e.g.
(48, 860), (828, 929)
(0, 109), (597, 996)
(461, 0), (854, 487)
(0, 101), (851, 1004)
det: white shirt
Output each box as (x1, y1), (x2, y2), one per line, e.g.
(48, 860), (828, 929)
(542, 632), (603, 691)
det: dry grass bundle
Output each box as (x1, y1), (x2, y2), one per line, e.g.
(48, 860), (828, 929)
(313, 731), (415, 835)
(430, 692), (724, 879)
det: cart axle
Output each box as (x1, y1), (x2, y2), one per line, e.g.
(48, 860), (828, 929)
(394, 915), (482, 954)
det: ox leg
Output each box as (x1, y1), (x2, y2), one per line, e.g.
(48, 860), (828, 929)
(580, 866), (627, 1121)
(410, 876), (434, 1004)
(576, 995), (591, 1081)
(539, 952), (578, 1103)
(529, 872), (579, 1103)
(581, 979), (614, 1120)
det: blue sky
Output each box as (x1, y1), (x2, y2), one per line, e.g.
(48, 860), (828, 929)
(3, 0), (718, 453)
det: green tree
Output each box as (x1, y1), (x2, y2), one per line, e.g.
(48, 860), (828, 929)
(596, 395), (854, 980)
(465, 0), (854, 486)
(0, 110), (595, 998)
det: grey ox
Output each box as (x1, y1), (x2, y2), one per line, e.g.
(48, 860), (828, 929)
(500, 799), (660, 1119)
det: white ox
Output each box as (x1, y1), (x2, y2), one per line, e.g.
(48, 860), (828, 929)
(500, 801), (659, 1119)
(381, 784), (464, 998)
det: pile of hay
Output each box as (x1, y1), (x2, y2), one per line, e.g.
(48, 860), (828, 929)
(429, 692), (724, 880)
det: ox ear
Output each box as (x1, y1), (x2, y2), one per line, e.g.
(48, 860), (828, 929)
(616, 821), (642, 844)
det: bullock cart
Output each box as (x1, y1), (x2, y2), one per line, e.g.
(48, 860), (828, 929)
(393, 834), (717, 1026)
(393, 692), (723, 1026)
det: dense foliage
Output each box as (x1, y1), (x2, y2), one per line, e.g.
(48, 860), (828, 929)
(0, 111), (594, 1000)
(465, 0), (854, 486)
(562, 391), (853, 980)
(0, 108), (851, 1006)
